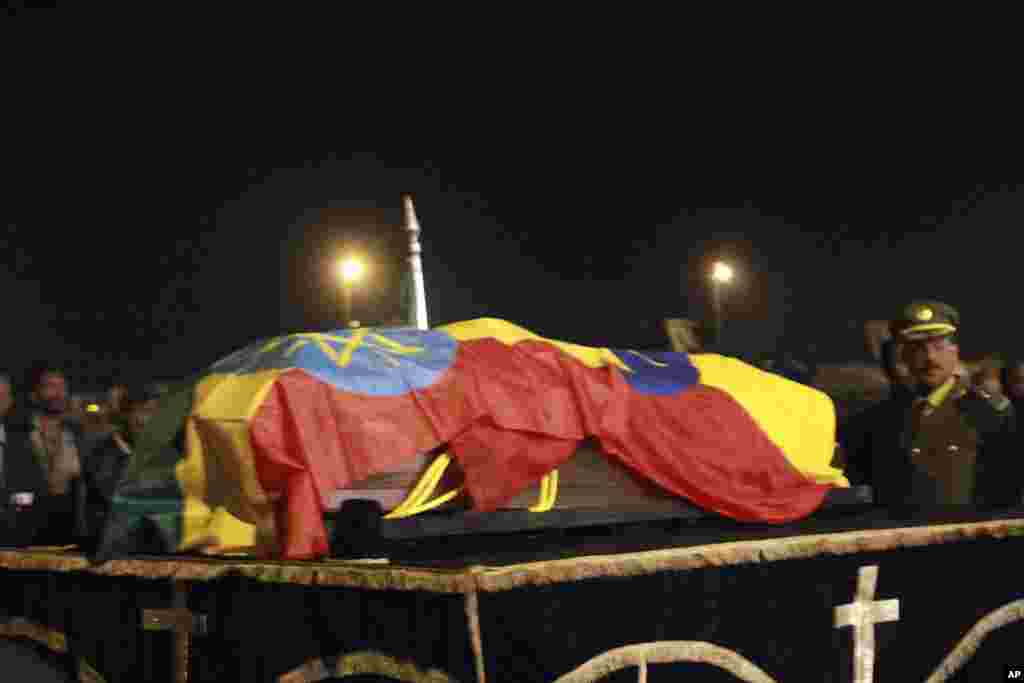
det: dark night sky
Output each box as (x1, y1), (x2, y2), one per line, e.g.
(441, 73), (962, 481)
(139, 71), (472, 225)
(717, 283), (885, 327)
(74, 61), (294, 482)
(5, 141), (1019, 390)
(2, 22), (1020, 390)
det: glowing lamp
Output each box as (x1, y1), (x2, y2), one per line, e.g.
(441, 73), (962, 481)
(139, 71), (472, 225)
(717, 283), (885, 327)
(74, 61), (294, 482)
(337, 257), (365, 284)
(712, 261), (734, 284)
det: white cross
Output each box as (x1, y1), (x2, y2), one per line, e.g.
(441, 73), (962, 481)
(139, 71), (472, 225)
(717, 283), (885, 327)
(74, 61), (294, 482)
(834, 565), (900, 683)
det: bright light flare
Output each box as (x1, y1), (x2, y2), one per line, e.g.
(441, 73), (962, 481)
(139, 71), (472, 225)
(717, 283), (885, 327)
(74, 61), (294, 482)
(711, 261), (734, 284)
(337, 257), (366, 284)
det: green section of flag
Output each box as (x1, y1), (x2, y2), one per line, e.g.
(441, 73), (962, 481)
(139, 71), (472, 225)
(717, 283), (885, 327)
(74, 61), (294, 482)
(121, 374), (199, 482)
(97, 374), (200, 559)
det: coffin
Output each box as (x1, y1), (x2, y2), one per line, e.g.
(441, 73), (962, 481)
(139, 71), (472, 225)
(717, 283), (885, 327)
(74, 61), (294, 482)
(328, 441), (696, 514)
(325, 441), (866, 553)
(103, 318), (847, 560)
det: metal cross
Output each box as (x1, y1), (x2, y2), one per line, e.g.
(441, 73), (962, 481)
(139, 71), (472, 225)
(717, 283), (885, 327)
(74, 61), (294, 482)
(142, 582), (207, 683)
(834, 565), (900, 683)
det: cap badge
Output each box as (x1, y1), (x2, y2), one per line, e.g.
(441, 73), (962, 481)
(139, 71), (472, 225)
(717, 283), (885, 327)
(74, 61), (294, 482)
(916, 307), (934, 322)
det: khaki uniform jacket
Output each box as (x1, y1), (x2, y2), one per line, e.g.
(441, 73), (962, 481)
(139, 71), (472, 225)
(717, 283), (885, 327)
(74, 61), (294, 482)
(840, 377), (1022, 506)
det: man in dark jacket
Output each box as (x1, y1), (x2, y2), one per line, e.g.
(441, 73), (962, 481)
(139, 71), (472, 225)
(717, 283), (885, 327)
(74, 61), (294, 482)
(82, 384), (164, 522)
(2, 363), (89, 544)
(839, 338), (915, 486)
(839, 302), (1020, 507)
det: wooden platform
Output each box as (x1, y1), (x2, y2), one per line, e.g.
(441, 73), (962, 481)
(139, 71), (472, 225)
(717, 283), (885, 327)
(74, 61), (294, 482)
(4, 509), (1024, 682)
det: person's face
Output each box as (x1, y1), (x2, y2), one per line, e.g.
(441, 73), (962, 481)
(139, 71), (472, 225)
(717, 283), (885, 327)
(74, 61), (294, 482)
(903, 336), (960, 389)
(1006, 366), (1024, 401)
(0, 381), (12, 419)
(33, 372), (68, 415)
(125, 399), (159, 437)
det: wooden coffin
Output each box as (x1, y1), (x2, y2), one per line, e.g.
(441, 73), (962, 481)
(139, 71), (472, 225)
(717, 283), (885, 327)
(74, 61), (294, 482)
(324, 442), (868, 553)
(325, 439), (696, 515)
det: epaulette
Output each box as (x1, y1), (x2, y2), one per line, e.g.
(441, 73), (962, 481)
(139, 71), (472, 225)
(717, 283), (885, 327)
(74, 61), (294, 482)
(971, 386), (1013, 413)
(958, 386), (1014, 436)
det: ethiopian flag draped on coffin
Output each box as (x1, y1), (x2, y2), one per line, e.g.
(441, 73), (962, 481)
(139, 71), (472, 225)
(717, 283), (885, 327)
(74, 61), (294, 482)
(101, 318), (846, 560)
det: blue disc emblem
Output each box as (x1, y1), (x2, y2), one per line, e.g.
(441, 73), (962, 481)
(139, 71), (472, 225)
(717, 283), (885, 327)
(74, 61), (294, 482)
(210, 327), (459, 396)
(611, 350), (699, 396)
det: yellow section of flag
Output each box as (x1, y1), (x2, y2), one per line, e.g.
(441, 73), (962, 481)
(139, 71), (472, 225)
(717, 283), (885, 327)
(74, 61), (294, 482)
(175, 370), (281, 553)
(692, 354), (847, 486)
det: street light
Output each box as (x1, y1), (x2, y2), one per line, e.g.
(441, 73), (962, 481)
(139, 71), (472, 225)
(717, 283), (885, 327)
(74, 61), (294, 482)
(710, 260), (734, 348)
(712, 261), (734, 285)
(338, 258), (365, 284)
(336, 256), (366, 327)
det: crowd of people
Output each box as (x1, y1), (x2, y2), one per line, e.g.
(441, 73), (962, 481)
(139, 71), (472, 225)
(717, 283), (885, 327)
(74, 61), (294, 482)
(0, 364), (164, 546)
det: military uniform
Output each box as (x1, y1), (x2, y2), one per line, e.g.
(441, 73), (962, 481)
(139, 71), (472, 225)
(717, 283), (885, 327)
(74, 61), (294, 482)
(841, 302), (1021, 506)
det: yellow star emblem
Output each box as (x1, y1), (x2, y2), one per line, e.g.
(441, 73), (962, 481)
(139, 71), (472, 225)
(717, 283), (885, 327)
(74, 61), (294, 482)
(255, 331), (425, 368)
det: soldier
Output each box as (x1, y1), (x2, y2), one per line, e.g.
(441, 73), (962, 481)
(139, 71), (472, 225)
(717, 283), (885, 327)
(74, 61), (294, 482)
(840, 301), (1021, 507)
